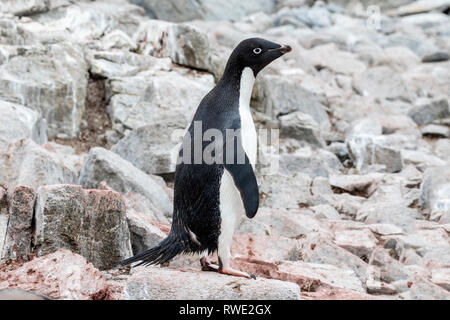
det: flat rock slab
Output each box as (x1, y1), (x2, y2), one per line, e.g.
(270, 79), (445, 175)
(121, 267), (301, 300)
(0, 250), (108, 300)
(232, 258), (365, 293)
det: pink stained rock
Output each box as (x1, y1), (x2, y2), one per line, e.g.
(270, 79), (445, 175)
(2, 186), (36, 260)
(300, 288), (379, 300)
(231, 258), (365, 293)
(231, 234), (301, 261)
(0, 249), (110, 300)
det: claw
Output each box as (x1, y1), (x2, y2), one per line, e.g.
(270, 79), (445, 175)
(200, 257), (219, 272)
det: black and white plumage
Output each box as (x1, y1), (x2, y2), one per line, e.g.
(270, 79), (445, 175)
(119, 38), (292, 278)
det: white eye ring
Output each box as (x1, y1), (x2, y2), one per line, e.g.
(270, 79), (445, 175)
(253, 48), (262, 54)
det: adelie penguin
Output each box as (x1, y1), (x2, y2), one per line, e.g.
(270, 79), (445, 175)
(119, 38), (292, 278)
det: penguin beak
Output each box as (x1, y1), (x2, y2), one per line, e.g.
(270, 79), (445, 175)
(269, 44), (292, 55)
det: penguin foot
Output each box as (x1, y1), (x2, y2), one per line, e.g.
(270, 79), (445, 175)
(219, 267), (256, 279)
(200, 257), (219, 272)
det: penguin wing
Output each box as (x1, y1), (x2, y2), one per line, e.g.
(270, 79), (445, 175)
(223, 146), (259, 219)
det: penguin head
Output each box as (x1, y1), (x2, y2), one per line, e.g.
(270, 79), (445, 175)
(228, 38), (292, 76)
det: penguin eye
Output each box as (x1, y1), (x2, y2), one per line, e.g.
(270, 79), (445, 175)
(253, 48), (262, 54)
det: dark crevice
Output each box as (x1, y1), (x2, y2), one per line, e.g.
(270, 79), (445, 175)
(50, 73), (112, 154)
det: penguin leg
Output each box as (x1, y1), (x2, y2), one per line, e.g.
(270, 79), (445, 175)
(217, 230), (255, 279)
(218, 256), (256, 280)
(200, 255), (219, 272)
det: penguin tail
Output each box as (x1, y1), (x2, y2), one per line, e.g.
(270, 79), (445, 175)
(117, 235), (184, 268)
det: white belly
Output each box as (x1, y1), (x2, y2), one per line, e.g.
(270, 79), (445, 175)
(238, 67), (257, 166)
(217, 67), (257, 259)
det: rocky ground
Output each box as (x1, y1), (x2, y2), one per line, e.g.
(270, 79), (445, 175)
(0, 0), (450, 300)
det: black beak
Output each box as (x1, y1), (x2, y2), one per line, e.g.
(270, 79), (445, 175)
(279, 45), (292, 54)
(269, 44), (292, 54)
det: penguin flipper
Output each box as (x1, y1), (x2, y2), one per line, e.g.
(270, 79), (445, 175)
(223, 153), (259, 218)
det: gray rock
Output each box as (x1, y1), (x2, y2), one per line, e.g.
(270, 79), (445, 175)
(274, 3), (331, 28)
(135, 19), (223, 75)
(309, 204), (341, 220)
(278, 147), (343, 178)
(121, 267), (300, 300)
(34, 184), (132, 270)
(329, 173), (381, 196)
(302, 43), (366, 75)
(369, 248), (411, 285)
(0, 0), (49, 16)
(238, 207), (325, 238)
(259, 173), (312, 209)
(254, 74), (331, 132)
(346, 118), (382, 138)
(408, 97), (450, 125)
(131, 0), (275, 22)
(0, 139), (78, 190)
(1, 186), (36, 261)
(353, 66), (412, 102)
(78, 147), (173, 218)
(430, 268), (450, 291)
(419, 165), (450, 213)
(126, 208), (167, 255)
(421, 124), (450, 138)
(86, 50), (171, 79)
(327, 142), (349, 162)
(106, 68), (214, 138)
(112, 123), (181, 175)
(14, 0), (146, 44)
(398, 275), (450, 300)
(387, 0), (450, 16)
(299, 232), (368, 280)
(334, 228), (379, 258)
(347, 135), (404, 173)
(0, 100), (47, 149)
(359, 203), (422, 232)
(279, 112), (325, 147)
(0, 43), (88, 138)
(0, 190), (8, 258)
(422, 52), (450, 63)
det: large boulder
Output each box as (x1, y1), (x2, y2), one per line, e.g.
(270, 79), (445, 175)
(0, 43), (88, 138)
(0, 0), (49, 16)
(121, 267), (300, 300)
(279, 112), (325, 147)
(131, 0), (275, 22)
(0, 250), (109, 300)
(254, 74), (331, 132)
(7, 0), (146, 44)
(108, 68), (214, 172)
(0, 139), (78, 190)
(1, 186), (36, 261)
(232, 258), (365, 293)
(86, 50), (171, 79)
(106, 67), (214, 142)
(34, 185), (132, 270)
(408, 97), (450, 125)
(79, 147), (173, 219)
(258, 173), (313, 209)
(0, 100), (47, 149)
(353, 66), (412, 102)
(419, 165), (450, 214)
(134, 19), (225, 75)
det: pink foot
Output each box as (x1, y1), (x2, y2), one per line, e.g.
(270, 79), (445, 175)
(219, 266), (256, 279)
